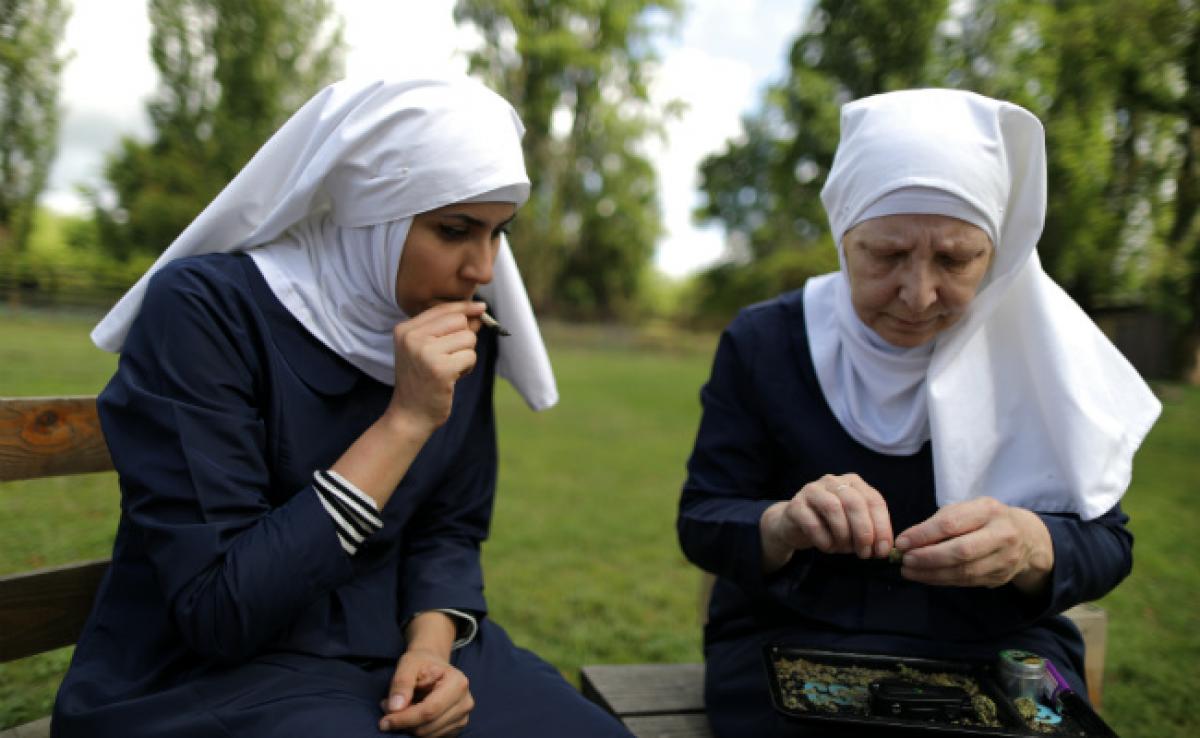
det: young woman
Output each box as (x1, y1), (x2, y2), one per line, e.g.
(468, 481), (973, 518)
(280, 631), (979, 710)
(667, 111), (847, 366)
(53, 76), (631, 738)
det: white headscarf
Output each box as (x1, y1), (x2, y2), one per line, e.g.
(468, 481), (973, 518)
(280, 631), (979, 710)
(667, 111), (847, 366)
(805, 88), (1160, 519)
(91, 76), (558, 411)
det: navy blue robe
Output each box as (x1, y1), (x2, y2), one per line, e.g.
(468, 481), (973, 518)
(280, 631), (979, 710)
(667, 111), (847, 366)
(53, 253), (628, 737)
(678, 288), (1133, 738)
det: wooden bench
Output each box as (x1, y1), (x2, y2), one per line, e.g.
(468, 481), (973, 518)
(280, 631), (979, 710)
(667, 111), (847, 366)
(0, 396), (113, 738)
(580, 589), (1109, 737)
(582, 663), (713, 737)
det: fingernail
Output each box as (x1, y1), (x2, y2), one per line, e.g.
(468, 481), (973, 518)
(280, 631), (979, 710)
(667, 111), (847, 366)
(379, 718), (390, 731)
(875, 541), (889, 557)
(896, 536), (910, 550)
(859, 546), (871, 559)
(388, 695), (405, 711)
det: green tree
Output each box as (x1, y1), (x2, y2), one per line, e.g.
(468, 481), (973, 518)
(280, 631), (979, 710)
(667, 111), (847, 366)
(691, 0), (946, 323)
(948, 0), (1197, 368)
(93, 0), (343, 259)
(943, 1), (1158, 311)
(454, 0), (681, 318)
(694, 0), (1200, 372)
(1119, 0), (1200, 368)
(0, 0), (70, 253)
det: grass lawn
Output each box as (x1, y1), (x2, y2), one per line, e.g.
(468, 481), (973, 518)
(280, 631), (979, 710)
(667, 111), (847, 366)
(1, 312), (1197, 737)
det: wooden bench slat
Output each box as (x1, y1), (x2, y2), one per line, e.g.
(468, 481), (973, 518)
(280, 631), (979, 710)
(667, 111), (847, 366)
(0, 716), (51, 738)
(1064, 602), (1107, 709)
(581, 663), (706, 717)
(622, 714), (714, 738)
(0, 559), (110, 662)
(0, 397), (112, 482)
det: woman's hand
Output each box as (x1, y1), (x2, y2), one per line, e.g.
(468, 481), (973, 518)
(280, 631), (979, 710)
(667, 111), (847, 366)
(386, 301), (487, 433)
(379, 648), (473, 736)
(760, 473), (894, 573)
(330, 301), (486, 510)
(380, 612), (471, 736)
(893, 497), (1054, 595)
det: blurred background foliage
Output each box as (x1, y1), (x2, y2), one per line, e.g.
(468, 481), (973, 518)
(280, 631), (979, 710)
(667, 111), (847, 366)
(1, 0), (1198, 377)
(0, 0), (70, 257)
(88, 0), (345, 262)
(455, 0), (683, 320)
(693, 0), (1200, 376)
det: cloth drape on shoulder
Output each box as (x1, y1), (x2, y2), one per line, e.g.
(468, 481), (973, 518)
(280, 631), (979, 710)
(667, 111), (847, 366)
(804, 88), (1160, 519)
(91, 76), (557, 411)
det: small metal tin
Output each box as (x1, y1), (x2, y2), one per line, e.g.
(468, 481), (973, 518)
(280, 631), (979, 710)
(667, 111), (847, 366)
(997, 649), (1045, 701)
(868, 679), (972, 720)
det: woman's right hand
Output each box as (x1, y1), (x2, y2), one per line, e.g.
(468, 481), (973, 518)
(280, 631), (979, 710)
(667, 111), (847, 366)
(330, 301), (486, 511)
(759, 473), (894, 572)
(386, 301), (487, 432)
(380, 648), (473, 736)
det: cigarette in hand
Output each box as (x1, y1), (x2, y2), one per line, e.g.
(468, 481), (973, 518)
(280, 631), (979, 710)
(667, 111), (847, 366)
(479, 311), (511, 336)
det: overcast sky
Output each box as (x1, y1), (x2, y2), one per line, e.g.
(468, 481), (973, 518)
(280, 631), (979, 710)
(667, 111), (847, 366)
(45, 0), (810, 277)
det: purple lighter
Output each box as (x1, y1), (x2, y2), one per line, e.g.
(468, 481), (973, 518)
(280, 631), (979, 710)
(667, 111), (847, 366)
(1040, 658), (1071, 709)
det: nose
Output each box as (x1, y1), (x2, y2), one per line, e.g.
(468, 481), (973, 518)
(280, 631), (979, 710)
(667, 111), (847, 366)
(460, 238), (496, 286)
(897, 260), (938, 314)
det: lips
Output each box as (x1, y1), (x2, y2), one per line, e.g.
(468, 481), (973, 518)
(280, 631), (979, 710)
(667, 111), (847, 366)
(887, 315), (940, 329)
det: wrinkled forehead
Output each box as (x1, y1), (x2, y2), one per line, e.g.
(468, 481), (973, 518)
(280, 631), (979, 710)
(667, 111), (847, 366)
(844, 212), (995, 251)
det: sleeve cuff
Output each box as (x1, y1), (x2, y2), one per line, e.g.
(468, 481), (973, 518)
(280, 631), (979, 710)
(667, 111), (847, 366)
(1025, 513), (1073, 617)
(313, 469), (384, 556)
(409, 608), (479, 650)
(734, 499), (783, 594)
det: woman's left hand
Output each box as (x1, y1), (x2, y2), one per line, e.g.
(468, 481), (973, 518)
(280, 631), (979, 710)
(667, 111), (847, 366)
(893, 497), (1054, 595)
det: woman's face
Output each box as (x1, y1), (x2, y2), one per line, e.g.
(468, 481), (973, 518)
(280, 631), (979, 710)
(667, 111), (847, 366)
(843, 213), (994, 347)
(395, 201), (517, 316)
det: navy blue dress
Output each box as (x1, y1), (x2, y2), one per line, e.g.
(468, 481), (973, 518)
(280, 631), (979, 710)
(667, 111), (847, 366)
(677, 288), (1133, 738)
(53, 253), (629, 738)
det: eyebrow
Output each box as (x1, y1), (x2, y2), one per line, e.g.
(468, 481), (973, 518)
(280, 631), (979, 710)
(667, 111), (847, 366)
(440, 212), (517, 230)
(859, 236), (987, 253)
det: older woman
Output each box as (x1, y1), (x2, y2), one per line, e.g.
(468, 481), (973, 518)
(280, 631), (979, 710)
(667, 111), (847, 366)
(53, 77), (631, 738)
(677, 89), (1161, 737)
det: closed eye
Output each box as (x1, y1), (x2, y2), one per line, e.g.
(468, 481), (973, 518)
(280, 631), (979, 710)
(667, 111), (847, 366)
(872, 250), (907, 264)
(937, 251), (984, 270)
(438, 224), (470, 241)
